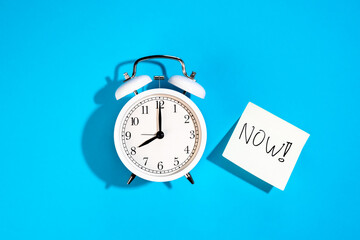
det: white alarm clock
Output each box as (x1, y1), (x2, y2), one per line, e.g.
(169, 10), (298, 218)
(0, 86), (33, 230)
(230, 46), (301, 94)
(114, 55), (206, 185)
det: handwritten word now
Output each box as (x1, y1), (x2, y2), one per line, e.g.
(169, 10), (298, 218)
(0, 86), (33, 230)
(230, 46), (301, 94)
(239, 123), (292, 162)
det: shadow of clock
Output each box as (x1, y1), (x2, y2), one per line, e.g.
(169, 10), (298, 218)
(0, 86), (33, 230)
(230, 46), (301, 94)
(82, 60), (175, 189)
(207, 119), (273, 193)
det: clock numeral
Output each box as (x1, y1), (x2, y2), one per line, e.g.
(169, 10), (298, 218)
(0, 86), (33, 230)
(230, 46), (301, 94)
(157, 161), (163, 170)
(190, 130), (195, 139)
(173, 104), (177, 113)
(125, 131), (131, 140)
(184, 146), (190, 154)
(131, 117), (139, 126)
(156, 100), (164, 109)
(130, 147), (136, 155)
(174, 157), (179, 166)
(184, 114), (190, 123)
(143, 157), (148, 166)
(141, 106), (148, 114)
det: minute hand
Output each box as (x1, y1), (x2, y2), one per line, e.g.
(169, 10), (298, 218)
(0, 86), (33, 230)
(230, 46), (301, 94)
(158, 104), (162, 132)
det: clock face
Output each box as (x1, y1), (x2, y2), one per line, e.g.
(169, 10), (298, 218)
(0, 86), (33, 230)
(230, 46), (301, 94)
(114, 89), (206, 182)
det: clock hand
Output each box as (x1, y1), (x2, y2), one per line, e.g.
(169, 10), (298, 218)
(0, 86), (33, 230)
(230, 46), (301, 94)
(138, 130), (165, 148)
(141, 133), (156, 136)
(139, 104), (165, 148)
(158, 104), (162, 132)
(138, 135), (158, 148)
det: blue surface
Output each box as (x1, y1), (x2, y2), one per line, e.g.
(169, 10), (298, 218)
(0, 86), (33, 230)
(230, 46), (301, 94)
(1, 0), (359, 239)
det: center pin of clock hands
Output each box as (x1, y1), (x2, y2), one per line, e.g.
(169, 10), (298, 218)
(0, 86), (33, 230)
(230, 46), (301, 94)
(138, 104), (164, 148)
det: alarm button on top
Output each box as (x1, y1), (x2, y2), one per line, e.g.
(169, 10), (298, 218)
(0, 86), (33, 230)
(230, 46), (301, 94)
(168, 75), (205, 99)
(115, 75), (152, 100)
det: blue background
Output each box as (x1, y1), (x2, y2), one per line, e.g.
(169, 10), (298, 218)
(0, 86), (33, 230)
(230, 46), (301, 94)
(1, 0), (359, 239)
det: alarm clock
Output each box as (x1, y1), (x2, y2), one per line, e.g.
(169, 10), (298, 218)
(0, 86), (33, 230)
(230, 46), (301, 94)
(113, 55), (207, 185)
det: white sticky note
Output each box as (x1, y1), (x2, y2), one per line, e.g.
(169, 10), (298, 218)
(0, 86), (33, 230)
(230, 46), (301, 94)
(222, 102), (310, 190)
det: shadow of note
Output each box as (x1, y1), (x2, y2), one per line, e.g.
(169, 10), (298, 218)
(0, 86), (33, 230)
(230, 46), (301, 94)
(207, 119), (273, 193)
(82, 60), (172, 189)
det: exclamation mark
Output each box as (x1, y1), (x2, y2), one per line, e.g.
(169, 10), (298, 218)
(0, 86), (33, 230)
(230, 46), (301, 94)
(278, 142), (292, 162)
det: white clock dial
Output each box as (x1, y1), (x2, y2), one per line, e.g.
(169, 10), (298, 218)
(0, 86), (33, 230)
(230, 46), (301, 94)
(114, 89), (207, 182)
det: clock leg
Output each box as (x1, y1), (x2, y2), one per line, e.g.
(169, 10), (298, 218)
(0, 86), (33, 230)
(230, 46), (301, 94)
(127, 173), (136, 185)
(185, 173), (194, 184)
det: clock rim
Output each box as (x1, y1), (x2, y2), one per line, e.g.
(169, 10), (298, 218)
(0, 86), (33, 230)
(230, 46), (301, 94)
(114, 88), (207, 182)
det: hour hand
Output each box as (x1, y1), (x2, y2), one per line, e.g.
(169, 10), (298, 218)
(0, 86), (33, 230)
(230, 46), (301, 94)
(138, 135), (158, 148)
